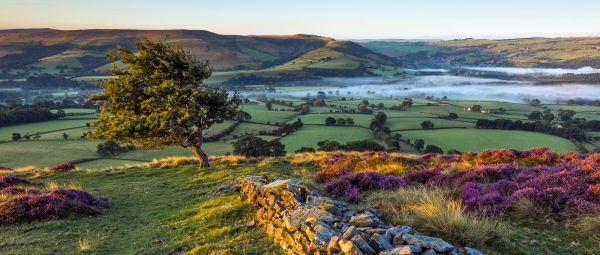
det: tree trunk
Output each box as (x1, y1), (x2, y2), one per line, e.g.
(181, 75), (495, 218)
(191, 140), (210, 168)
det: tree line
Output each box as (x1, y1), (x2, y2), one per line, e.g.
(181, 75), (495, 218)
(475, 118), (589, 141)
(0, 108), (57, 127)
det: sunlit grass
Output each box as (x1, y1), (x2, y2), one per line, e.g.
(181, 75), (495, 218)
(359, 187), (506, 246)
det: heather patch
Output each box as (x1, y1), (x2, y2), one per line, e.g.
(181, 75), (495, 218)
(312, 148), (600, 221)
(46, 162), (77, 173)
(323, 171), (406, 201)
(0, 176), (108, 225)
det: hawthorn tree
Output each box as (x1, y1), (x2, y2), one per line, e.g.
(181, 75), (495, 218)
(89, 40), (239, 168)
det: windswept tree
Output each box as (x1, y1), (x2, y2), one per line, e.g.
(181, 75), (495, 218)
(89, 40), (239, 168)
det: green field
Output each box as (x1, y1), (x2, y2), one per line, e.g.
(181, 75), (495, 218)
(239, 104), (298, 124)
(224, 122), (279, 139)
(0, 140), (101, 168)
(297, 113), (374, 127)
(0, 96), (595, 169)
(0, 140), (233, 169)
(280, 126), (374, 152)
(397, 129), (578, 153)
(51, 108), (98, 114)
(0, 119), (91, 140)
(386, 117), (473, 130)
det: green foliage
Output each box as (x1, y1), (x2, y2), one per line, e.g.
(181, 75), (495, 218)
(233, 135), (286, 157)
(317, 139), (385, 152)
(90, 40), (239, 150)
(345, 140), (385, 152)
(96, 140), (135, 157)
(424, 144), (443, 154)
(448, 112), (458, 120)
(420, 120), (435, 129)
(414, 139), (425, 151)
(528, 99), (541, 107)
(558, 109), (576, 121)
(11, 133), (20, 141)
(56, 109), (66, 119)
(528, 111), (542, 120)
(325, 117), (336, 126)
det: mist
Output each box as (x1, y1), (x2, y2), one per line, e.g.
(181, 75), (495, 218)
(463, 66), (600, 76)
(272, 75), (600, 103)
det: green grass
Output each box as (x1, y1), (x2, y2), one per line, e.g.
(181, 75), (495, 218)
(0, 163), (298, 254)
(0, 140), (233, 169)
(396, 129), (578, 153)
(0, 119), (91, 141)
(224, 122), (279, 139)
(204, 120), (236, 137)
(297, 113), (374, 127)
(51, 108), (98, 114)
(33, 127), (91, 140)
(0, 140), (101, 168)
(2, 156), (598, 254)
(280, 125), (375, 152)
(385, 117), (473, 130)
(239, 104), (298, 124)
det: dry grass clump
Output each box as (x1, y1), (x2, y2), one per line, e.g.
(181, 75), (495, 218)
(148, 155), (251, 169)
(46, 181), (82, 190)
(211, 154), (247, 166)
(148, 157), (199, 168)
(575, 214), (600, 234)
(360, 187), (505, 246)
(285, 151), (329, 165)
(78, 239), (91, 252)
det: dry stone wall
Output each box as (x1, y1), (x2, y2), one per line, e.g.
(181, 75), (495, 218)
(238, 176), (485, 255)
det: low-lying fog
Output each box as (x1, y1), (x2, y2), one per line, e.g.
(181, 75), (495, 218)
(464, 66), (600, 76)
(273, 74), (600, 103)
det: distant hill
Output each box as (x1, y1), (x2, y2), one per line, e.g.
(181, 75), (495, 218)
(360, 37), (600, 68)
(0, 29), (395, 81)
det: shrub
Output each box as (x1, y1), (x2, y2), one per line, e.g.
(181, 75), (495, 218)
(314, 166), (351, 184)
(317, 140), (344, 151)
(149, 156), (198, 168)
(324, 171), (406, 201)
(344, 140), (385, 152)
(325, 117), (336, 125)
(0, 166), (13, 171)
(420, 121), (435, 129)
(46, 162), (77, 173)
(424, 145), (443, 154)
(233, 135), (286, 157)
(295, 147), (316, 153)
(0, 176), (108, 224)
(360, 187), (505, 246)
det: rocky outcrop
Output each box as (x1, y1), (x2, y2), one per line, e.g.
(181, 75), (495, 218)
(238, 176), (485, 255)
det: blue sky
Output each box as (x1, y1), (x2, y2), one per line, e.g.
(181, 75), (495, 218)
(1, 0), (600, 39)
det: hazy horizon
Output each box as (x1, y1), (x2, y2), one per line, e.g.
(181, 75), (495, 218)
(2, 0), (600, 39)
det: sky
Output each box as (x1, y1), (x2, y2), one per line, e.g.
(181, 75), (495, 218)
(1, 0), (600, 39)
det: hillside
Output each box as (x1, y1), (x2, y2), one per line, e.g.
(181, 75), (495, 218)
(0, 29), (395, 81)
(360, 37), (600, 68)
(2, 151), (600, 254)
(212, 40), (399, 84)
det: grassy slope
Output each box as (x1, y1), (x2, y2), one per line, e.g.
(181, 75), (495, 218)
(360, 37), (600, 68)
(0, 157), (598, 254)
(397, 129), (578, 153)
(0, 119), (91, 140)
(280, 125), (375, 152)
(0, 162), (301, 254)
(0, 29), (330, 75)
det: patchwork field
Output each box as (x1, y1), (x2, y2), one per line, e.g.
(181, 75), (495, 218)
(0, 119), (91, 140)
(280, 126), (374, 152)
(0, 96), (595, 170)
(396, 129), (578, 153)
